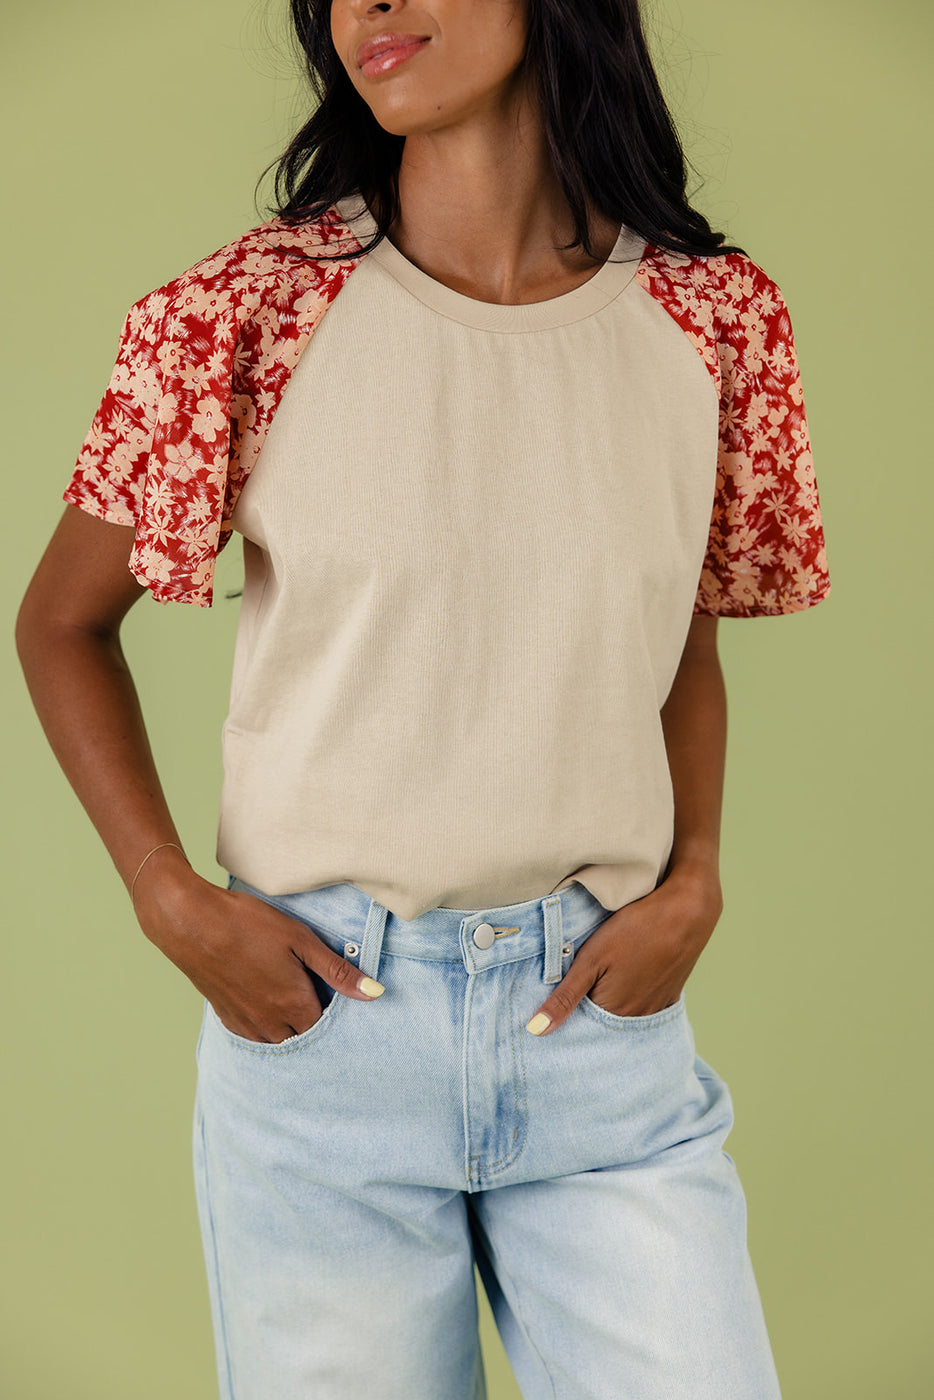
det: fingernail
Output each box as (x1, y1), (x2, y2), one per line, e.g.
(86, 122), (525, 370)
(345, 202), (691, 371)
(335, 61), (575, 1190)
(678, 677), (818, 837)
(359, 976), (385, 998)
(526, 1012), (552, 1035)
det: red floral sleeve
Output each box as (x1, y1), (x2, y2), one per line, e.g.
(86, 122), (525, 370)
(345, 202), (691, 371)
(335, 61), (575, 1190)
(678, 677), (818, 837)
(636, 249), (831, 617)
(61, 213), (363, 606)
(64, 290), (170, 528)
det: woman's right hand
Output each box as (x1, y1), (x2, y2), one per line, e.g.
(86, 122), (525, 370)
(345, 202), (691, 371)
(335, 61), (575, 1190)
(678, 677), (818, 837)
(16, 506), (383, 1044)
(132, 848), (384, 1043)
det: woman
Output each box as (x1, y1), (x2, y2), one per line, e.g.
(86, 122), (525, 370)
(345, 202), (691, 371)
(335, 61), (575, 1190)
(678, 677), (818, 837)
(16, 0), (830, 1396)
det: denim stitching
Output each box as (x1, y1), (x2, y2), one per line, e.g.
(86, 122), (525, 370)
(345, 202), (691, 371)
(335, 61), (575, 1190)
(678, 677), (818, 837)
(208, 992), (347, 1055)
(578, 994), (686, 1030)
(462, 962), (478, 1187)
(478, 1224), (558, 1400)
(468, 959), (530, 1180)
(195, 1103), (236, 1399)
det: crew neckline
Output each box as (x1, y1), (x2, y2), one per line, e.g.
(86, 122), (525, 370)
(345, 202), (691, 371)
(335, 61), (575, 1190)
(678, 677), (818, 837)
(334, 193), (646, 332)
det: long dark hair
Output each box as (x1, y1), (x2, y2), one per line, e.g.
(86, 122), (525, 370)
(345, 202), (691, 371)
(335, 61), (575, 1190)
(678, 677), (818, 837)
(256, 0), (747, 262)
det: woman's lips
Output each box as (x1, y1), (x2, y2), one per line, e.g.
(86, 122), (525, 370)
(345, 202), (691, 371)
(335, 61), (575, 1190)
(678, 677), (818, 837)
(359, 38), (430, 78)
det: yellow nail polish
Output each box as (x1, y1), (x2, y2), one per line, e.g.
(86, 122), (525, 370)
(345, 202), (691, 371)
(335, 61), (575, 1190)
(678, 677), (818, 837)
(359, 976), (385, 997)
(526, 1012), (552, 1035)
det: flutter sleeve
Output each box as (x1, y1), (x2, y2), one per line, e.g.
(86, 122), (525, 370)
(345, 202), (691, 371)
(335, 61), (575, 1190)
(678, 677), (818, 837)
(62, 271), (244, 609)
(64, 290), (170, 530)
(61, 214), (362, 608)
(693, 263), (831, 617)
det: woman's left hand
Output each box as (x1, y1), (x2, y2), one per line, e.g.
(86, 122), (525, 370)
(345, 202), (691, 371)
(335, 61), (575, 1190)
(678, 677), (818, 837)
(525, 862), (723, 1035)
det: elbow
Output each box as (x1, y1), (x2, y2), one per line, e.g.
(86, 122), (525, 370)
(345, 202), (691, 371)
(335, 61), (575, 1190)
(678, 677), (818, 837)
(15, 580), (113, 679)
(14, 584), (62, 687)
(14, 581), (44, 671)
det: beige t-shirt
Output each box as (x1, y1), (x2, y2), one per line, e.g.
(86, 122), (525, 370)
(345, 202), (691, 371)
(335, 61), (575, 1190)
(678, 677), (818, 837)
(209, 193), (827, 921)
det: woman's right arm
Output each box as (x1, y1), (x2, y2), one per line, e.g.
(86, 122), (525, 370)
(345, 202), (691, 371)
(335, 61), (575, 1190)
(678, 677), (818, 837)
(15, 505), (383, 1041)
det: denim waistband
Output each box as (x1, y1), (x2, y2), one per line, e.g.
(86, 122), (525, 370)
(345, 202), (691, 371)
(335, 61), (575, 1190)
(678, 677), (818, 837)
(228, 876), (613, 986)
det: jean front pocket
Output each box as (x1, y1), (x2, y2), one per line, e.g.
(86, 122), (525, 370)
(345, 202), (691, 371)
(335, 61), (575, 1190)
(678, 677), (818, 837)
(204, 984), (347, 1055)
(578, 987), (687, 1031)
(213, 874), (366, 1054)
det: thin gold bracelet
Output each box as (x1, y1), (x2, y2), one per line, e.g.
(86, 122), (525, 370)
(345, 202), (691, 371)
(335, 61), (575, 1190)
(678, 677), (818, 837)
(130, 842), (187, 903)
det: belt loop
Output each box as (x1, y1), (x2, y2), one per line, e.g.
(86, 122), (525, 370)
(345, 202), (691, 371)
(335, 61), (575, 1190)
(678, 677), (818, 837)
(541, 894), (564, 984)
(358, 899), (388, 983)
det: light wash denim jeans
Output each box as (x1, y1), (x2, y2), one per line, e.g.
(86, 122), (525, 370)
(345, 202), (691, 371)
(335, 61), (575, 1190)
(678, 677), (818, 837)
(192, 875), (782, 1400)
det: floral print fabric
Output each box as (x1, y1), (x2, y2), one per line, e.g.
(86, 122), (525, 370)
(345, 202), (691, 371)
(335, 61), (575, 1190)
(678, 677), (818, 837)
(64, 210), (829, 614)
(634, 248), (830, 616)
(63, 212), (363, 606)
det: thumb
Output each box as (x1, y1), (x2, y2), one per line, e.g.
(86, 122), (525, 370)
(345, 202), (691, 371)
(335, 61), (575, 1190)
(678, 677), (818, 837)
(525, 954), (597, 1036)
(293, 926), (385, 1002)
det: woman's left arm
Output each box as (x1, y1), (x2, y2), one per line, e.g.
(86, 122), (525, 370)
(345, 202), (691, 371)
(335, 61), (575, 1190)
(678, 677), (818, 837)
(656, 613), (726, 909)
(525, 614), (726, 1034)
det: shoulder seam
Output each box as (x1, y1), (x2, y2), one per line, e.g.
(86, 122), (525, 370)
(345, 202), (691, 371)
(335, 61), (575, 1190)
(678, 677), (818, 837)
(126, 211), (365, 314)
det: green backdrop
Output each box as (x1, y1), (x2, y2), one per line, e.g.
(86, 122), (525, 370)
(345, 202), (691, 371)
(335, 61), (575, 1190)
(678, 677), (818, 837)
(3, 1), (931, 1396)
